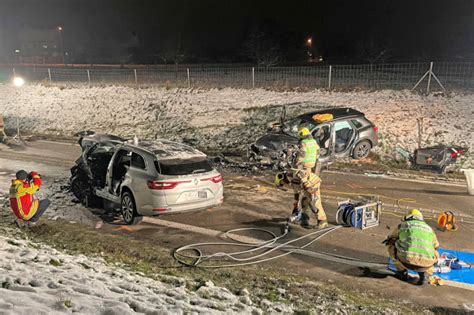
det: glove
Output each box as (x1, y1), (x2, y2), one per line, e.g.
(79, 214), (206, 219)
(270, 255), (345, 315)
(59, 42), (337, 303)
(382, 238), (396, 246)
(28, 172), (40, 181)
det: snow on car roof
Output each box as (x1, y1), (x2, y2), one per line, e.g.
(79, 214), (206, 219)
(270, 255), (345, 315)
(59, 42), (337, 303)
(136, 139), (207, 160)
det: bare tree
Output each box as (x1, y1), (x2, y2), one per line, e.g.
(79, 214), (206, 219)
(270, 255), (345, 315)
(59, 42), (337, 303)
(356, 37), (391, 64)
(244, 31), (282, 68)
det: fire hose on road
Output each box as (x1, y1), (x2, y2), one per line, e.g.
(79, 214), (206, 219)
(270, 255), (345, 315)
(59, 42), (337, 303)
(173, 225), (390, 272)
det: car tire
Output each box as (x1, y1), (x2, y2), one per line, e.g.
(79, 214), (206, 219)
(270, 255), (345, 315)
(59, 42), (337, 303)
(121, 191), (143, 225)
(70, 176), (102, 207)
(70, 176), (87, 203)
(352, 140), (372, 159)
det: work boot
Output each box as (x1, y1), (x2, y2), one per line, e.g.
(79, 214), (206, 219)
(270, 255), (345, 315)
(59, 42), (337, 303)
(395, 270), (409, 282)
(316, 220), (328, 229)
(300, 213), (311, 229)
(416, 272), (428, 286)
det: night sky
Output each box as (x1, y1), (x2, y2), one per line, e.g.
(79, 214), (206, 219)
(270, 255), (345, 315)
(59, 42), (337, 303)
(0, 0), (473, 64)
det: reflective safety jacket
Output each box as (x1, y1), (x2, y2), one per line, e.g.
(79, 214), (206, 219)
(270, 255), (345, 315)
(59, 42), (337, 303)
(393, 218), (439, 268)
(298, 137), (319, 169)
(9, 173), (42, 221)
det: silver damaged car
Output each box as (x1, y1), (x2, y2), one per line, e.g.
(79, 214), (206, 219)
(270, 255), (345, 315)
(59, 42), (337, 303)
(70, 132), (224, 224)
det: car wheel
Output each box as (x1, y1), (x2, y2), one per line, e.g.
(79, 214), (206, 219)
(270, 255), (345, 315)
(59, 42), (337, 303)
(352, 140), (372, 159)
(121, 191), (143, 225)
(70, 176), (87, 203)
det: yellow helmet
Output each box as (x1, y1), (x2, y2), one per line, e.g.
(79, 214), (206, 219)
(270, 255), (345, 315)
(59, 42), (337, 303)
(407, 209), (423, 219)
(298, 127), (311, 138)
(274, 173), (287, 187)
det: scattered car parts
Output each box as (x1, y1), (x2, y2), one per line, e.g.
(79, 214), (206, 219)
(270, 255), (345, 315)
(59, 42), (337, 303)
(412, 145), (468, 174)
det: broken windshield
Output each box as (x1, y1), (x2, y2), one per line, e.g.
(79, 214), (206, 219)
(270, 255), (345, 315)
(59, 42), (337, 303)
(282, 118), (317, 138)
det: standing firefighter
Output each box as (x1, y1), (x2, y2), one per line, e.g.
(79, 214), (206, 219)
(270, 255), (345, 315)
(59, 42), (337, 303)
(295, 169), (328, 229)
(296, 126), (319, 174)
(10, 170), (50, 227)
(384, 209), (439, 285)
(275, 169), (327, 229)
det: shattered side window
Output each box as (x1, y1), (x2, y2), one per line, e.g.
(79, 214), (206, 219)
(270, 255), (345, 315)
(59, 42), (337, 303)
(89, 143), (115, 156)
(131, 153), (146, 170)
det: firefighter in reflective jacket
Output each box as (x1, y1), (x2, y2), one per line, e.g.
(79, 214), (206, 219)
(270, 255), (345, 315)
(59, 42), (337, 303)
(297, 126), (319, 174)
(10, 170), (50, 225)
(385, 209), (439, 285)
(295, 169), (328, 229)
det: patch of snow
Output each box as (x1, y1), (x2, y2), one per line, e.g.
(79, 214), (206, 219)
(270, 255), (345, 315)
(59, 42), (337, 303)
(0, 85), (472, 167)
(0, 233), (289, 314)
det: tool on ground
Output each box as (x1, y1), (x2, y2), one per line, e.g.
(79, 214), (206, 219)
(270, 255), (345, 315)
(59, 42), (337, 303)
(336, 197), (381, 229)
(428, 276), (444, 286)
(437, 211), (457, 231)
(435, 252), (473, 273)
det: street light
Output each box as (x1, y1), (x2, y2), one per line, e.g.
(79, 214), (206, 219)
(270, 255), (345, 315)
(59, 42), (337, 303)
(13, 77), (25, 87)
(307, 38), (312, 45)
(57, 26), (65, 64)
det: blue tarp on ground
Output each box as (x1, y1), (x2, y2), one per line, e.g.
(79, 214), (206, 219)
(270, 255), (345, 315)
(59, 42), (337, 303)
(388, 248), (474, 285)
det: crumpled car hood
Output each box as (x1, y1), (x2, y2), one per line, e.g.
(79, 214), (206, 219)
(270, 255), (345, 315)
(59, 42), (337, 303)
(254, 133), (298, 151)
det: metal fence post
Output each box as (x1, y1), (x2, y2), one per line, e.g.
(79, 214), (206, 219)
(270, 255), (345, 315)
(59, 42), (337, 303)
(87, 69), (91, 86)
(252, 67), (255, 89)
(187, 68), (190, 87)
(328, 65), (332, 90)
(48, 68), (52, 84)
(134, 69), (138, 87)
(426, 61), (433, 94)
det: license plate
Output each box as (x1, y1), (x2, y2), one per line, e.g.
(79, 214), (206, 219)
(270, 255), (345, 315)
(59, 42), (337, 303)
(198, 191), (207, 199)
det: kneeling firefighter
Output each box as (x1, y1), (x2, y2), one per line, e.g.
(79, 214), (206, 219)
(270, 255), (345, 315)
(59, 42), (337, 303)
(275, 169), (328, 229)
(10, 170), (50, 227)
(384, 209), (439, 285)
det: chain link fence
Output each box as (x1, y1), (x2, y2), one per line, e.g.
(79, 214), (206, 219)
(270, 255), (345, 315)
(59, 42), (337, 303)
(0, 62), (472, 92)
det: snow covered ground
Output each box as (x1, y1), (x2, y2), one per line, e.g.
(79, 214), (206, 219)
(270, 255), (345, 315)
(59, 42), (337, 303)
(0, 84), (472, 167)
(0, 232), (290, 314)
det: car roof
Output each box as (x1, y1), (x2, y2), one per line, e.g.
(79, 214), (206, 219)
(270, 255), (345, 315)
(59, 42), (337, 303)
(298, 107), (364, 123)
(122, 139), (207, 160)
(85, 133), (207, 160)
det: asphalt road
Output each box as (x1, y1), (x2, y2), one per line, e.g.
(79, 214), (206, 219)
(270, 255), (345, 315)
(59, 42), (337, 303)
(1, 139), (473, 311)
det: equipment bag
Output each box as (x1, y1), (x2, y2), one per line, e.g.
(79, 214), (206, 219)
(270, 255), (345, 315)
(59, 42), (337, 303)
(312, 113), (334, 123)
(437, 211), (457, 231)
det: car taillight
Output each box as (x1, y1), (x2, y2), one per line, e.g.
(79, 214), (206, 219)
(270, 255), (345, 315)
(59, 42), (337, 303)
(450, 149), (465, 158)
(373, 126), (379, 142)
(147, 180), (191, 190)
(201, 174), (223, 183)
